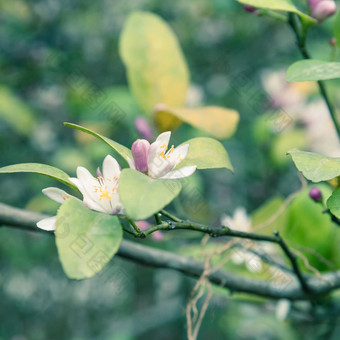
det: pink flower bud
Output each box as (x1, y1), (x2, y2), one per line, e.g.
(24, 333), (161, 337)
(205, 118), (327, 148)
(312, 0), (337, 22)
(131, 139), (150, 173)
(134, 116), (154, 141)
(243, 5), (256, 12)
(309, 187), (322, 202)
(308, 0), (322, 9)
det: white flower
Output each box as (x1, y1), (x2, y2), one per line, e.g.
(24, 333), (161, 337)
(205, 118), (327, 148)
(127, 131), (197, 179)
(221, 207), (252, 233)
(36, 155), (124, 231)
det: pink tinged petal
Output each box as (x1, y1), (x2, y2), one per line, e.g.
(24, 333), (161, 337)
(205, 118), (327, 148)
(127, 157), (136, 170)
(42, 187), (73, 204)
(103, 155), (121, 180)
(131, 139), (150, 172)
(36, 216), (57, 231)
(160, 165), (197, 179)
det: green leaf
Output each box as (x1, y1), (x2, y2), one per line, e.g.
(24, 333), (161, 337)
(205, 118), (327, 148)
(119, 11), (189, 129)
(327, 188), (340, 219)
(177, 137), (233, 172)
(237, 0), (316, 24)
(0, 163), (78, 191)
(56, 198), (123, 279)
(64, 122), (132, 161)
(119, 169), (182, 220)
(155, 105), (239, 140)
(288, 150), (340, 182)
(286, 60), (340, 82)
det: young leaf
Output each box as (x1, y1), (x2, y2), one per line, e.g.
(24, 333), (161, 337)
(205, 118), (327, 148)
(119, 11), (189, 129)
(64, 122), (132, 161)
(177, 138), (233, 172)
(0, 163), (77, 191)
(288, 150), (340, 182)
(286, 60), (340, 82)
(237, 0), (316, 24)
(56, 198), (123, 279)
(155, 106), (239, 140)
(119, 169), (182, 220)
(327, 188), (340, 219)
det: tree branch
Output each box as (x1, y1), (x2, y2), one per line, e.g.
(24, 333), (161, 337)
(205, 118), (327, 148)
(0, 202), (340, 300)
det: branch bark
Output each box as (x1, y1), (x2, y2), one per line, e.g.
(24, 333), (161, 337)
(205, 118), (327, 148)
(1, 202), (340, 300)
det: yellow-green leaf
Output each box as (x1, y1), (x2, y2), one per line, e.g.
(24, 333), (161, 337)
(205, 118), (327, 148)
(155, 105), (239, 140)
(119, 11), (189, 129)
(119, 169), (182, 220)
(56, 198), (123, 279)
(286, 60), (340, 82)
(288, 150), (340, 182)
(178, 137), (233, 172)
(0, 163), (77, 191)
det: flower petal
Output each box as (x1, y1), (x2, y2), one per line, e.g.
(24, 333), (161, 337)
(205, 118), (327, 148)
(42, 187), (75, 204)
(76, 167), (111, 213)
(160, 165), (197, 179)
(155, 131), (171, 146)
(103, 155), (121, 180)
(36, 216), (57, 231)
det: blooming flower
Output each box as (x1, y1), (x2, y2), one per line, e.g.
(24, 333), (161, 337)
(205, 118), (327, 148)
(127, 131), (197, 179)
(36, 155), (124, 231)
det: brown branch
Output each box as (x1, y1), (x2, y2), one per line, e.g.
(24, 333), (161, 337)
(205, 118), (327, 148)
(0, 202), (340, 300)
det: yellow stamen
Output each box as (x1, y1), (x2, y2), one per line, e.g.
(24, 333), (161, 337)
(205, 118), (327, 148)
(99, 189), (111, 201)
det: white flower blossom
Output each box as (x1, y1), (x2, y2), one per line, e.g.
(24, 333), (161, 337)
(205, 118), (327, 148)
(37, 155), (124, 231)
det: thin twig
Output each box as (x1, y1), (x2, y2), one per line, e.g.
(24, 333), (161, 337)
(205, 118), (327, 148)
(273, 231), (311, 294)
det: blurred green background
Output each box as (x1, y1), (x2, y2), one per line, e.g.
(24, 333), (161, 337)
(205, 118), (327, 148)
(1, 0), (340, 339)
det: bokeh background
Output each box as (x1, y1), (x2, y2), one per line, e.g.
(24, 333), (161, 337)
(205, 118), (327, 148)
(1, 0), (340, 339)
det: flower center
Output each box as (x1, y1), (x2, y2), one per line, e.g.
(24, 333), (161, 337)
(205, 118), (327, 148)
(99, 189), (111, 201)
(158, 144), (175, 160)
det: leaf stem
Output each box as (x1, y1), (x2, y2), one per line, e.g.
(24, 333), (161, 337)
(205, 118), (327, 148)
(128, 219), (145, 238)
(154, 213), (162, 225)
